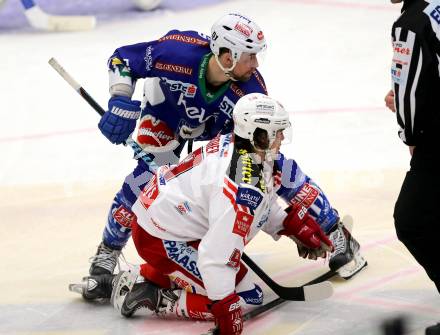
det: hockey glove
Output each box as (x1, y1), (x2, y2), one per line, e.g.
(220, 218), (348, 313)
(211, 293), (243, 335)
(98, 96), (141, 144)
(279, 205), (333, 255)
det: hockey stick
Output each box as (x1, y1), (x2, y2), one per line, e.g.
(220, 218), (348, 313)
(21, 0), (95, 31)
(242, 268), (337, 322)
(48, 58), (156, 168)
(241, 253), (333, 301)
(201, 269), (337, 335)
(50, 55), (332, 301)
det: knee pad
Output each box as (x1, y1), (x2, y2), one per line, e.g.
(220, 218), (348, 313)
(238, 284), (263, 306)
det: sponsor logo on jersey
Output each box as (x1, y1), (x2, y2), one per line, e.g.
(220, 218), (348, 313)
(239, 149), (254, 184)
(230, 83), (245, 97)
(236, 187), (263, 210)
(157, 165), (170, 186)
(233, 210), (254, 238)
(177, 94), (213, 123)
(253, 71), (267, 93)
(109, 57), (131, 77)
(227, 248), (241, 269)
(113, 205), (136, 228)
(234, 22), (253, 37)
(206, 135), (220, 154)
(151, 218), (167, 232)
(292, 183), (319, 209)
(219, 95), (235, 118)
(429, 5), (440, 24)
(144, 46), (154, 72)
(163, 240), (202, 281)
(256, 210), (269, 228)
(163, 78), (198, 98)
(155, 61), (193, 76)
(393, 42), (411, 56)
(139, 175), (159, 210)
(175, 201), (192, 215)
(228, 149), (265, 192)
(158, 34), (209, 46)
(220, 133), (232, 157)
(391, 65), (403, 84)
(257, 31), (264, 41)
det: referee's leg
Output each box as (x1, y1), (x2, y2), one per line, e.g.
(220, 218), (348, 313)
(394, 169), (440, 293)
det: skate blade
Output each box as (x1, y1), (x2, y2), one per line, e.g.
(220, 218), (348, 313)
(69, 282), (86, 294)
(338, 253), (368, 280)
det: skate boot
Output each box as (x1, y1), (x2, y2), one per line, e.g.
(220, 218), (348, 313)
(89, 242), (121, 275)
(426, 323), (440, 335)
(69, 274), (115, 300)
(328, 222), (367, 279)
(111, 271), (179, 318)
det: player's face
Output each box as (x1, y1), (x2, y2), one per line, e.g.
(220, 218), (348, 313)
(270, 130), (284, 154)
(231, 53), (259, 81)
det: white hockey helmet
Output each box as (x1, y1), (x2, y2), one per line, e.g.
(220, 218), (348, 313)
(210, 13), (267, 68)
(233, 93), (291, 148)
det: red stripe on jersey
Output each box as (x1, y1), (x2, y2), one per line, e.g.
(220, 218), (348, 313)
(224, 176), (238, 193)
(223, 187), (238, 212)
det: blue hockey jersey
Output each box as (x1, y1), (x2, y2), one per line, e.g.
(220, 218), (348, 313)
(108, 30), (268, 140)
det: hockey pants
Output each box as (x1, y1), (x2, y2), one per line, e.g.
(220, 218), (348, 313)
(131, 220), (263, 320)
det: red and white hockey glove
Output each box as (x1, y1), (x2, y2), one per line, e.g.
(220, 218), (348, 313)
(279, 205), (333, 258)
(211, 293), (243, 335)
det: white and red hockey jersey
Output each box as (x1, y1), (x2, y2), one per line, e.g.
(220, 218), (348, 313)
(132, 133), (287, 301)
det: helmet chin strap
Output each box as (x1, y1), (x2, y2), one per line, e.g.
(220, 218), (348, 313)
(252, 138), (279, 163)
(214, 54), (238, 81)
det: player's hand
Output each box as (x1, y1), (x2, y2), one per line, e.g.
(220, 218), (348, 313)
(211, 293), (243, 335)
(98, 96), (141, 144)
(384, 89), (396, 113)
(279, 205), (333, 252)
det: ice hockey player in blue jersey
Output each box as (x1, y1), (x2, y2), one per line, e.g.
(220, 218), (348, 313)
(73, 12), (366, 301)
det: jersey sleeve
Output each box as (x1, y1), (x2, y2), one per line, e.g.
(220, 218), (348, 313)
(274, 152), (339, 234)
(260, 196), (287, 240)
(391, 28), (434, 145)
(108, 29), (188, 97)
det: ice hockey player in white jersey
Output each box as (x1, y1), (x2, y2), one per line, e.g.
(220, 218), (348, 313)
(110, 93), (335, 334)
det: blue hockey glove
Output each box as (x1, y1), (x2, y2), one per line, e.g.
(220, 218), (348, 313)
(98, 96), (141, 144)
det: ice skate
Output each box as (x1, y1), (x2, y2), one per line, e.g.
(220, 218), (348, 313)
(89, 242), (121, 275)
(426, 323), (440, 335)
(69, 274), (115, 300)
(328, 221), (367, 279)
(111, 271), (161, 317)
(111, 271), (179, 318)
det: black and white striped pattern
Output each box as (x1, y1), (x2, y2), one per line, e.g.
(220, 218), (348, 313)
(392, 28), (422, 143)
(391, 0), (440, 145)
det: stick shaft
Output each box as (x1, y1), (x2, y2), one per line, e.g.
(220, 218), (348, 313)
(48, 57), (155, 166)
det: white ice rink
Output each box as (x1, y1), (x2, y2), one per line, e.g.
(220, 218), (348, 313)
(2, 0), (439, 334)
